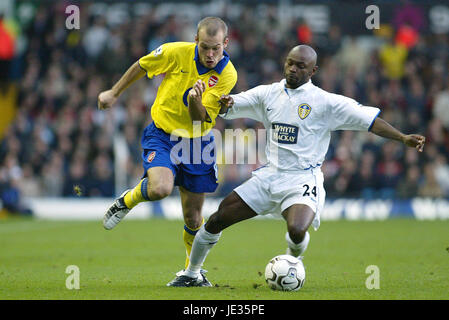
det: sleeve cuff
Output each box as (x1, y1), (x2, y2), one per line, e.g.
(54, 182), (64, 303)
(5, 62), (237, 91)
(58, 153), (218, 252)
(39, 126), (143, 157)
(218, 107), (230, 118)
(368, 109), (381, 131)
(205, 110), (212, 123)
(137, 59), (150, 78)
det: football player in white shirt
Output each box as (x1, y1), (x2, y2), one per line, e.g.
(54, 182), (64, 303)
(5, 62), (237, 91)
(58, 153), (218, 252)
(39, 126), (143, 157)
(168, 45), (426, 287)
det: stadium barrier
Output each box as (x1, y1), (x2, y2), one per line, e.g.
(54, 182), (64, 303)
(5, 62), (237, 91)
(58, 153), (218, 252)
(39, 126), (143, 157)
(26, 197), (449, 221)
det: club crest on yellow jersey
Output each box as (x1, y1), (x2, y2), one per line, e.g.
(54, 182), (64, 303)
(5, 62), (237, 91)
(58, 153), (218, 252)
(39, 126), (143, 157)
(208, 75), (218, 87)
(298, 103), (312, 120)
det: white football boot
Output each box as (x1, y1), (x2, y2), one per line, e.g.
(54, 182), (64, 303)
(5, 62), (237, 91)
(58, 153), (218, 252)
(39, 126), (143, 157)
(103, 190), (130, 230)
(166, 269), (212, 287)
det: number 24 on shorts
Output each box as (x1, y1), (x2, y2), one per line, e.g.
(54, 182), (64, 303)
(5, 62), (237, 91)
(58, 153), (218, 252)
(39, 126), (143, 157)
(302, 184), (317, 197)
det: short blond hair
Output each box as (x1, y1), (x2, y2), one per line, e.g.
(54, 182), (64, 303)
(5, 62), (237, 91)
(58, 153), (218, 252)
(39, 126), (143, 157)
(197, 17), (228, 40)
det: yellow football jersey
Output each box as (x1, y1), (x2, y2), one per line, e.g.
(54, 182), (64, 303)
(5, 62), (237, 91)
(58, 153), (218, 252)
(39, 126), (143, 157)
(138, 42), (237, 138)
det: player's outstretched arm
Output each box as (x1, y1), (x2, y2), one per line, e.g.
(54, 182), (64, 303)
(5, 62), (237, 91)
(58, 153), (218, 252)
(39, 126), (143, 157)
(370, 117), (426, 152)
(98, 61), (146, 110)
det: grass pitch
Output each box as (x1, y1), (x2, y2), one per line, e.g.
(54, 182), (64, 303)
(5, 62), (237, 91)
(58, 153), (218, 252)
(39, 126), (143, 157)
(0, 216), (448, 300)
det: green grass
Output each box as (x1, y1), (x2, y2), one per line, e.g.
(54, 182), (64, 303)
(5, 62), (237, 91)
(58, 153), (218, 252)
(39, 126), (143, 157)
(0, 217), (448, 300)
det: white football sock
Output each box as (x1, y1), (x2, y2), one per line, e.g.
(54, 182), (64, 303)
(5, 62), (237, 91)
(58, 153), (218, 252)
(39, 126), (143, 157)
(285, 231), (310, 257)
(184, 225), (221, 278)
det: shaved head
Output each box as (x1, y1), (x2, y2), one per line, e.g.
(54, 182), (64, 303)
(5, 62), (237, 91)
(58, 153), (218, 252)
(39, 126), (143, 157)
(284, 45), (318, 89)
(289, 45), (317, 67)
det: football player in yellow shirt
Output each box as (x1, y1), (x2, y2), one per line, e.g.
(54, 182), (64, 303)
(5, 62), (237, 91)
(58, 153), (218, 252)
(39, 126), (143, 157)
(98, 17), (237, 287)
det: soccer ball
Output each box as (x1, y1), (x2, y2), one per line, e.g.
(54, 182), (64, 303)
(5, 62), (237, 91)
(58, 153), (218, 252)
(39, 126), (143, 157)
(264, 254), (305, 291)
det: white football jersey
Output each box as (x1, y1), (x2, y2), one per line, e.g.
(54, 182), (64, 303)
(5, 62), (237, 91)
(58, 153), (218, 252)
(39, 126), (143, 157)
(221, 79), (380, 171)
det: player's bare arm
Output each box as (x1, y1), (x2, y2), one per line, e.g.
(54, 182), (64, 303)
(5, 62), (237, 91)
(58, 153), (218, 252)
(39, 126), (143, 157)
(98, 61), (146, 110)
(370, 117), (426, 152)
(218, 94), (234, 114)
(188, 80), (211, 122)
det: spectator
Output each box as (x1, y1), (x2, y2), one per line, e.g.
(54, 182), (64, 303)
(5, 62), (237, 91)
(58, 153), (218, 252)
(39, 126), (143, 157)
(418, 163), (444, 198)
(63, 159), (89, 197)
(0, 13), (15, 91)
(40, 152), (64, 197)
(296, 19), (312, 45)
(88, 153), (114, 197)
(320, 25), (342, 57)
(83, 16), (109, 61)
(376, 141), (403, 198)
(336, 36), (368, 78)
(434, 155), (449, 197)
(349, 151), (378, 199)
(405, 77), (426, 114)
(379, 35), (408, 80)
(395, 23), (419, 49)
(17, 164), (41, 197)
(0, 154), (32, 215)
(397, 165), (421, 199)
(433, 81), (449, 130)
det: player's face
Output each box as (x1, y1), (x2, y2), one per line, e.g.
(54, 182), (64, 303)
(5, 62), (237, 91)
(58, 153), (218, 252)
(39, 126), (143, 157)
(284, 52), (316, 89)
(196, 29), (228, 69)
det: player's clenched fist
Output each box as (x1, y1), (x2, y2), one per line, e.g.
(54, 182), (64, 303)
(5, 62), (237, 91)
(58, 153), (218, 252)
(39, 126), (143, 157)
(219, 95), (234, 107)
(98, 89), (118, 110)
(188, 80), (206, 102)
(402, 134), (426, 152)
(219, 94), (234, 114)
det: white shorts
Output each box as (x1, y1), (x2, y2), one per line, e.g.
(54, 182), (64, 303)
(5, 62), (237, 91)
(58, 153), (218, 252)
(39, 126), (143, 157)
(234, 166), (326, 230)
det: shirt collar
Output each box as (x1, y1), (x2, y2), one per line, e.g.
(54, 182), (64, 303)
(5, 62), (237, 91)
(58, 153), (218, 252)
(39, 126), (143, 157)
(194, 45), (230, 75)
(282, 79), (313, 92)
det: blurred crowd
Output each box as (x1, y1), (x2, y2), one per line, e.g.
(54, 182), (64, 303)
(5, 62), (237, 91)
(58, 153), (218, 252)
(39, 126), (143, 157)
(0, 1), (448, 212)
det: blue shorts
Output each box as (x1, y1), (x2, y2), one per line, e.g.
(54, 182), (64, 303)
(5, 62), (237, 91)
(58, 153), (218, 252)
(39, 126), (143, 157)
(140, 122), (218, 193)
